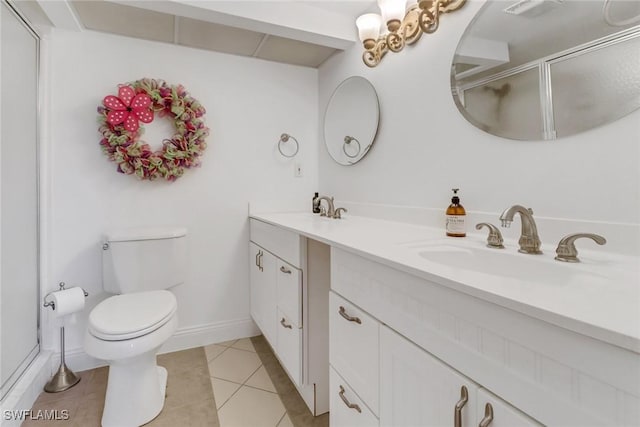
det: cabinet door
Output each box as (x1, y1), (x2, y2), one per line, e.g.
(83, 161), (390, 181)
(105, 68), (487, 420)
(276, 259), (302, 327)
(249, 243), (277, 345)
(277, 308), (303, 386)
(330, 367), (379, 427)
(476, 389), (542, 427)
(380, 326), (478, 427)
(330, 292), (380, 415)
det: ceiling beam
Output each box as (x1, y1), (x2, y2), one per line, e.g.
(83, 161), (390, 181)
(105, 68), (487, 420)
(36, 0), (82, 31)
(106, 0), (357, 50)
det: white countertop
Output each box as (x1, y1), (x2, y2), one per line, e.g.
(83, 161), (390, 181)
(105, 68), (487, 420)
(251, 212), (640, 353)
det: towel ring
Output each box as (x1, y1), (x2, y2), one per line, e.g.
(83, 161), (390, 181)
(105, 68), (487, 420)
(278, 133), (299, 158)
(343, 136), (361, 159)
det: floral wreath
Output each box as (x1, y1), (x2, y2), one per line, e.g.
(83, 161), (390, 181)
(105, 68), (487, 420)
(97, 78), (209, 181)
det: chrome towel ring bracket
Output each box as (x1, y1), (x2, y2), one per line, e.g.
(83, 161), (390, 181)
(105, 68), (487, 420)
(278, 133), (299, 158)
(343, 136), (361, 159)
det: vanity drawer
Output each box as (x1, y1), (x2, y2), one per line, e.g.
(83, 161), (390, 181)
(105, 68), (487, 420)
(250, 218), (302, 268)
(329, 291), (379, 416)
(330, 367), (379, 427)
(276, 308), (302, 387)
(277, 259), (302, 328)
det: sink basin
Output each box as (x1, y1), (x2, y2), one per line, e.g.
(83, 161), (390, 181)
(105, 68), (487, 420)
(414, 242), (603, 284)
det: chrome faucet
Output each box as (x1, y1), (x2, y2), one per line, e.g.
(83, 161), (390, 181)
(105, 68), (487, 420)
(499, 205), (542, 254)
(555, 233), (606, 263)
(475, 223), (505, 249)
(318, 196), (335, 218)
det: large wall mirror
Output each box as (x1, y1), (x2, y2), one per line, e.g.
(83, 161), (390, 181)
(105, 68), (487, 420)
(324, 76), (379, 165)
(451, 0), (640, 141)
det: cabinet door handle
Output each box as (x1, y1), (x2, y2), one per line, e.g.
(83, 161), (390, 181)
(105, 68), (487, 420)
(339, 306), (362, 324)
(280, 265), (292, 274)
(478, 403), (494, 427)
(454, 385), (468, 427)
(280, 318), (292, 329)
(258, 251), (263, 272)
(338, 385), (361, 413)
(255, 251), (260, 268)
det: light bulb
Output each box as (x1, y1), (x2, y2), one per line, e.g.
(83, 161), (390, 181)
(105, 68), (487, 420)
(356, 13), (382, 45)
(378, 0), (406, 28)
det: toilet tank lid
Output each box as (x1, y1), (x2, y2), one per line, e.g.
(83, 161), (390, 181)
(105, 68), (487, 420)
(105, 227), (187, 242)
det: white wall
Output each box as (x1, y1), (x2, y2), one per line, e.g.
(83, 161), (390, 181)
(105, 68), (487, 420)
(44, 29), (319, 357)
(318, 1), (640, 225)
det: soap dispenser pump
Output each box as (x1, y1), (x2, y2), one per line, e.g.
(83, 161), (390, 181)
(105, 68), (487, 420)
(446, 188), (466, 237)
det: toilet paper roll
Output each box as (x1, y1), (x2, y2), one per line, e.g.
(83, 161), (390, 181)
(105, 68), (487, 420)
(50, 287), (85, 317)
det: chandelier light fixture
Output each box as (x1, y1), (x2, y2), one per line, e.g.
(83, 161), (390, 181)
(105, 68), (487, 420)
(356, 0), (467, 67)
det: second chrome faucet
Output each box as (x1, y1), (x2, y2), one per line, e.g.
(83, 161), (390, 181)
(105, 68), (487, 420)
(318, 195), (348, 219)
(499, 205), (542, 254)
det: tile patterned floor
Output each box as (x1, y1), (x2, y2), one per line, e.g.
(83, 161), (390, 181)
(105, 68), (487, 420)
(22, 347), (218, 427)
(21, 336), (327, 427)
(206, 338), (292, 427)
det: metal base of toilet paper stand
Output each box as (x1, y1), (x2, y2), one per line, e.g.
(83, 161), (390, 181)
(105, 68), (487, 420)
(45, 327), (80, 393)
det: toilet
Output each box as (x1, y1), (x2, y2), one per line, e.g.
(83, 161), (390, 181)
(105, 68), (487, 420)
(84, 227), (187, 427)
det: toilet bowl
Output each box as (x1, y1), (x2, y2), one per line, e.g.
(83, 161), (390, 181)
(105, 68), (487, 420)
(85, 227), (187, 426)
(85, 290), (178, 427)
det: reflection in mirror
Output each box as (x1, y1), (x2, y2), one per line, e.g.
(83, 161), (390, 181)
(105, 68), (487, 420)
(451, 0), (640, 141)
(324, 76), (379, 165)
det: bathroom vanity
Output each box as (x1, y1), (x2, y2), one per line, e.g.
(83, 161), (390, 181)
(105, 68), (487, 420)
(249, 213), (639, 426)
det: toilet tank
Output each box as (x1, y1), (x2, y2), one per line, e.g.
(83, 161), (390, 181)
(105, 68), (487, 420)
(102, 227), (187, 294)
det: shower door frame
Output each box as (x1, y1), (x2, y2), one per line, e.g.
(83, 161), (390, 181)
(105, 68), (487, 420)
(0, 0), (42, 401)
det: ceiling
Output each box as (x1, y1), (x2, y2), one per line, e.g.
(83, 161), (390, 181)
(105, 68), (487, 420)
(19, 0), (376, 68)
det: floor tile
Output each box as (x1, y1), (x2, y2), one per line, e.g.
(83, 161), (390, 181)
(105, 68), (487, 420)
(157, 347), (208, 376)
(211, 377), (242, 409)
(218, 386), (286, 427)
(163, 363), (213, 410)
(245, 366), (277, 393)
(209, 347), (262, 384)
(216, 339), (238, 347)
(204, 344), (228, 361)
(231, 338), (256, 352)
(278, 413), (295, 427)
(147, 398), (218, 427)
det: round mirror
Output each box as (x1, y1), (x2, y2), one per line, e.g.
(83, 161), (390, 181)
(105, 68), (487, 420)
(451, 0), (640, 141)
(323, 76), (379, 165)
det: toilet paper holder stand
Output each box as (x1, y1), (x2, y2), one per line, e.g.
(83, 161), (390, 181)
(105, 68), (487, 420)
(43, 281), (88, 310)
(42, 282), (89, 393)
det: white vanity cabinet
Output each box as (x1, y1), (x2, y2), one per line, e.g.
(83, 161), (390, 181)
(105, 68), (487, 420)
(330, 247), (640, 426)
(249, 222), (303, 387)
(380, 325), (479, 427)
(380, 326), (540, 427)
(249, 219), (330, 415)
(249, 242), (277, 345)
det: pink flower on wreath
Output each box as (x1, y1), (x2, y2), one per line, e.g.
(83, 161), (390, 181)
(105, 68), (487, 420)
(103, 85), (154, 132)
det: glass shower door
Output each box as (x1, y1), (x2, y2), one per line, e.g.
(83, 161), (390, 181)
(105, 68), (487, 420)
(0, 0), (40, 399)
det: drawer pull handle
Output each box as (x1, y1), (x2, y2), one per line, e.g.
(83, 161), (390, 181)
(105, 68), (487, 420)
(454, 385), (468, 427)
(339, 385), (361, 413)
(280, 318), (292, 329)
(478, 403), (494, 427)
(280, 266), (292, 274)
(339, 306), (361, 324)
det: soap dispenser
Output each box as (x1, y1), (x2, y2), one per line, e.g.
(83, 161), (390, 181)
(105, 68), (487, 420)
(446, 188), (466, 237)
(312, 192), (321, 214)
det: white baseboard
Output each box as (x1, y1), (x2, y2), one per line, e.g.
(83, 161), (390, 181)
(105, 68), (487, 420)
(160, 317), (260, 354)
(51, 317), (260, 373)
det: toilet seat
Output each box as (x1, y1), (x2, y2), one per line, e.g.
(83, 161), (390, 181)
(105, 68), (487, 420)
(89, 290), (177, 341)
